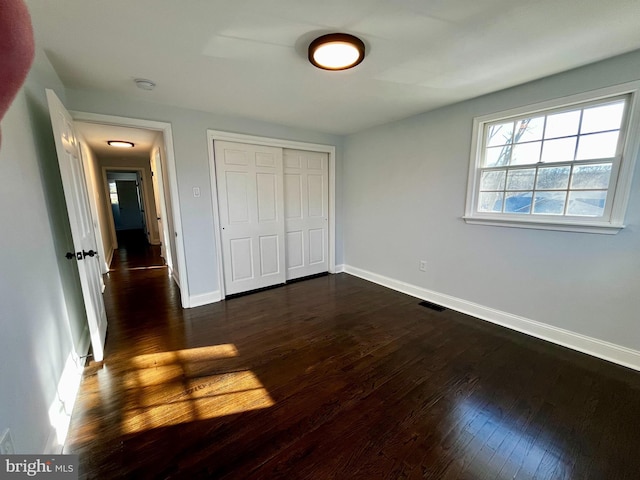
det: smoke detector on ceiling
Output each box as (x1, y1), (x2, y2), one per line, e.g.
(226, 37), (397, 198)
(134, 78), (156, 91)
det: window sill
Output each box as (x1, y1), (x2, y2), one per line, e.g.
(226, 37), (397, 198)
(462, 215), (624, 234)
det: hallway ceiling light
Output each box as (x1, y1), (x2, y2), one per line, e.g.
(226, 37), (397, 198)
(107, 140), (134, 148)
(308, 33), (365, 71)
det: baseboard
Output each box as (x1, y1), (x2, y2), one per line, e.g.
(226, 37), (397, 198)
(171, 270), (180, 289)
(43, 329), (91, 454)
(44, 426), (61, 455)
(75, 326), (91, 361)
(333, 264), (346, 274)
(104, 247), (114, 271)
(188, 290), (222, 308)
(343, 265), (640, 372)
(45, 349), (85, 454)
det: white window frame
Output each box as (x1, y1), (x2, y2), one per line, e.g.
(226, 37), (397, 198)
(464, 81), (640, 234)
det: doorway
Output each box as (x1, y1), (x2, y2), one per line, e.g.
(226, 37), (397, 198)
(107, 172), (145, 232)
(73, 113), (189, 308)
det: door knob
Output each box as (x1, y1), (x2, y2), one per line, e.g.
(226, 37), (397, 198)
(65, 252), (75, 260)
(82, 250), (97, 258)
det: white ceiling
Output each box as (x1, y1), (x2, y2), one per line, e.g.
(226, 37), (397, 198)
(75, 122), (157, 159)
(26, 0), (640, 135)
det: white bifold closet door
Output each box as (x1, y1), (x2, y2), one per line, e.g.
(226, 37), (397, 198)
(283, 149), (329, 281)
(214, 141), (286, 296)
(215, 141), (329, 296)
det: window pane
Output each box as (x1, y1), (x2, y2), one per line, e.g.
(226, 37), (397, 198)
(571, 163), (612, 189)
(109, 181), (119, 205)
(484, 145), (511, 167)
(515, 116), (544, 143)
(511, 141), (541, 165)
(541, 137), (577, 163)
(536, 166), (570, 190)
(567, 190), (607, 216)
(486, 122), (514, 147)
(480, 170), (506, 190)
(506, 169), (536, 190)
(576, 131), (619, 160)
(581, 101), (624, 134)
(544, 110), (580, 139)
(504, 192), (532, 214)
(478, 192), (504, 212)
(533, 191), (566, 215)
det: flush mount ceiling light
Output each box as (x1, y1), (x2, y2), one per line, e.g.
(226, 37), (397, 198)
(107, 140), (135, 148)
(134, 78), (156, 90)
(308, 33), (365, 71)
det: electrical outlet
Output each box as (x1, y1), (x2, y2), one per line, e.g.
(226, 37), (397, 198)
(0, 428), (15, 454)
(419, 260), (427, 272)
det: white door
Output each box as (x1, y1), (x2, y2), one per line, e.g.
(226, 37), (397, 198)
(214, 140), (286, 295)
(46, 89), (108, 362)
(283, 149), (329, 280)
(151, 150), (168, 261)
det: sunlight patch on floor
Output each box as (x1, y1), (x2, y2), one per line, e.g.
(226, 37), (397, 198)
(120, 345), (274, 434)
(130, 344), (239, 368)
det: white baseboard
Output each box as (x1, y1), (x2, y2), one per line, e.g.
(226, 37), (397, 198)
(344, 265), (640, 372)
(75, 326), (91, 361)
(44, 425), (61, 455)
(333, 264), (346, 273)
(188, 290), (222, 308)
(45, 349), (85, 454)
(104, 247), (114, 271)
(171, 270), (180, 289)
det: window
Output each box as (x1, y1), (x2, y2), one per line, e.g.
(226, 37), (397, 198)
(464, 82), (640, 234)
(109, 181), (119, 205)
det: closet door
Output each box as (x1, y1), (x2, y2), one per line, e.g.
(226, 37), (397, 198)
(214, 141), (286, 295)
(283, 149), (329, 280)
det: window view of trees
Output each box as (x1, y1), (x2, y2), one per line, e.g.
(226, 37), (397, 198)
(477, 98), (625, 217)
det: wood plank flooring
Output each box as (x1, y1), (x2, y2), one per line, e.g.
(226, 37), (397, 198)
(65, 234), (640, 479)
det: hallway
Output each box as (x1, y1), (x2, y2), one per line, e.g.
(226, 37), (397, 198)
(63, 239), (640, 479)
(102, 229), (179, 359)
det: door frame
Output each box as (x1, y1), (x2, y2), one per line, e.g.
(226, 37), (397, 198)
(102, 167), (155, 246)
(72, 111), (190, 308)
(207, 130), (337, 298)
(150, 147), (174, 271)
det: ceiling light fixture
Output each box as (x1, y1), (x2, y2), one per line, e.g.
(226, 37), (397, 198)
(308, 33), (365, 71)
(107, 140), (135, 148)
(134, 78), (156, 90)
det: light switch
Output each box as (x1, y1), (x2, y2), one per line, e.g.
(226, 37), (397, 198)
(193, 187), (201, 198)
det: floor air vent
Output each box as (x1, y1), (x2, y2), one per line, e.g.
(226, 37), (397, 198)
(419, 301), (446, 312)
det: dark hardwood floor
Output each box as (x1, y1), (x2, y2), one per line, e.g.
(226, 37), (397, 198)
(65, 236), (640, 479)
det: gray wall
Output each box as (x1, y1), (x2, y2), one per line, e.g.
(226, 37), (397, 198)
(342, 49), (640, 351)
(0, 52), (87, 453)
(65, 89), (343, 298)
